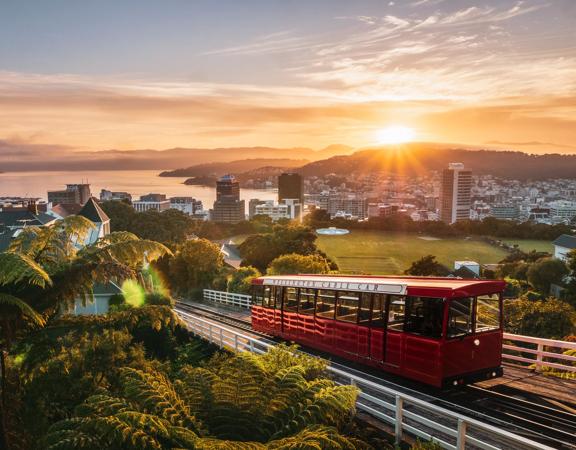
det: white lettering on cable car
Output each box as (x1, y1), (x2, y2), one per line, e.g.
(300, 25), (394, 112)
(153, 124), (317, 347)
(263, 277), (406, 295)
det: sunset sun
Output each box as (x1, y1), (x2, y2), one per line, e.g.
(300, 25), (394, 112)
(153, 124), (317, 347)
(376, 125), (416, 145)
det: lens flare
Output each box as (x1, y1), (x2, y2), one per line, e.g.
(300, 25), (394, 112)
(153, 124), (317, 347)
(376, 125), (416, 144)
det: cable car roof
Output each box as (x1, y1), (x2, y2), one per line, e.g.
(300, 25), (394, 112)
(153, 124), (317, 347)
(253, 275), (506, 298)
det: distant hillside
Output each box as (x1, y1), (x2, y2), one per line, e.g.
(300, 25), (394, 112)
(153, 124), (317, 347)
(298, 145), (576, 179)
(159, 158), (308, 177)
(0, 141), (353, 171)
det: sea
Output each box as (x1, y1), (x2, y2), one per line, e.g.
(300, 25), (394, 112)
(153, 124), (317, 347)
(0, 170), (278, 214)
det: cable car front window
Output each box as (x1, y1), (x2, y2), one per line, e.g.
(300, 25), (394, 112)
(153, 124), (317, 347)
(475, 294), (501, 332)
(448, 297), (474, 338)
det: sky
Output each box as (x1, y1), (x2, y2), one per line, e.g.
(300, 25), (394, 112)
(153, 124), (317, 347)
(0, 0), (575, 155)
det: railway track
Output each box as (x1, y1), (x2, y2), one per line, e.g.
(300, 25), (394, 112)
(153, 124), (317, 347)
(175, 301), (576, 449)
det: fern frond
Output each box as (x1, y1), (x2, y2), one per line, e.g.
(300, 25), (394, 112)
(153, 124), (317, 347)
(0, 252), (51, 287)
(120, 367), (203, 434)
(0, 293), (45, 327)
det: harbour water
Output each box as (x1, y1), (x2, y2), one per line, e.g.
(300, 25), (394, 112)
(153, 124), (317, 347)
(0, 170), (277, 214)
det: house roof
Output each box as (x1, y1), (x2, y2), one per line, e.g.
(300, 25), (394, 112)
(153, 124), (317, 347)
(553, 234), (576, 249)
(0, 210), (56, 227)
(79, 197), (110, 223)
(220, 243), (243, 269)
(51, 203), (83, 218)
(0, 232), (14, 251)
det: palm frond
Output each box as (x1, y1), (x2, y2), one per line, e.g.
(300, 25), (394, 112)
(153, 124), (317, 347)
(80, 239), (172, 266)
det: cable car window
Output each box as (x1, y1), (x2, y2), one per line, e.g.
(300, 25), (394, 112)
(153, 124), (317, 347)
(371, 294), (387, 328)
(448, 297), (474, 338)
(283, 287), (299, 312)
(475, 294), (500, 332)
(404, 296), (444, 339)
(316, 290), (336, 319)
(336, 291), (359, 323)
(299, 288), (316, 315)
(388, 295), (405, 331)
(261, 286), (274, 308)
(358, 293), (372, 324)
(273, 287), (283, 309)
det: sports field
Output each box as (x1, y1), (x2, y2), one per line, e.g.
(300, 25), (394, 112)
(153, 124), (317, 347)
(499, 239), (553, 254)
(316, 231), (508, 275)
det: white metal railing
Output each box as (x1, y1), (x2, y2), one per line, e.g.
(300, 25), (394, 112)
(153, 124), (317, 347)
(203, 289), (252, 309)
(202, 289), (576, 375)
(176, 308), (552, 450)
(502, 333), (576, 373)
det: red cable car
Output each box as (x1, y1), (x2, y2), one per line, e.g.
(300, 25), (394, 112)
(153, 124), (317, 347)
(251, 275), (506, 388)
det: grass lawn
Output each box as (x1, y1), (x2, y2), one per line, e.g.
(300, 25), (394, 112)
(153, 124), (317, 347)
(316, 230), (508, 275)
(499, 239), (554, 254)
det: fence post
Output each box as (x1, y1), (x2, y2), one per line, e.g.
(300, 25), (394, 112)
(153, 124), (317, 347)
(457, 419), (467, 450)
(395, 395), (403, 445)
(535, 343), (544, 371)
(234, 334), (239, 352)
(219, 328), (224, 347)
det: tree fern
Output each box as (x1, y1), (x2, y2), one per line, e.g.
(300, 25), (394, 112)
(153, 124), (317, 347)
(120, 367), (203, 434)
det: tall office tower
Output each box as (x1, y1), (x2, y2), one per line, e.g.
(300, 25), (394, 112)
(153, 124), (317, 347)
(440, 163), (472, 224)
(47, 184), (92, 205)
(211, 174), (245, 223)
(278, 173), (304, 205)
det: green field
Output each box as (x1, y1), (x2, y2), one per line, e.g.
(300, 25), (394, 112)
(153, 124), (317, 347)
(499, 239), (553, 254)
(316, 231), (508, 275)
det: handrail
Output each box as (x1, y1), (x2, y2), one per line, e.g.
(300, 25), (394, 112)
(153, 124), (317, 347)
(176, 307), (552, 450)
(202, 289), (576, 374)
(502, 332), (576, 373)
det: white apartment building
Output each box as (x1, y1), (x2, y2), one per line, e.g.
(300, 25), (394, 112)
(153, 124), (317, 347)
(132, 200), (170, 212)
(440, 163), (472, 224)
(549, 200), (576, 222)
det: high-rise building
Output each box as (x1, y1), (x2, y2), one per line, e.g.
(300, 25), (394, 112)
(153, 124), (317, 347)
(278, 173), (304, 205)
(440, 163), (472, 224)
(48, 184), (91, 205)
(211, 174), (245, 223)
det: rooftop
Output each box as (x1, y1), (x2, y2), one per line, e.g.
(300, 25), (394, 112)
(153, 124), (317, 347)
(553, 234), (576, 249)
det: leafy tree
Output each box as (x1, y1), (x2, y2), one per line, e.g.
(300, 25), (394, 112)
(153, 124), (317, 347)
(227, 266), (261, 294)
(563, 249), (576, 307)
(168, 239), (224, 295)
(99, 200), (136, 232)
(144, 292), (174, 307)
(503, 298), (576, 339)
(239, 224), (320, 272)
(404, 255), (450, 277)
(267, 253), (332, 275)
(526, 258), (569, 295)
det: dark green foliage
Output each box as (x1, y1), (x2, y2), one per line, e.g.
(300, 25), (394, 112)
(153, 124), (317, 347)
(227, 266), (261, 295)
(504, 298), (576, 339)
(267, 253), (331, 275)
(166, 239), (225, 295)
(404, 255), (450, 277)
(238, 224), (327, 272)
(526, 258), (569, 295)
(144, 292), (174, 307)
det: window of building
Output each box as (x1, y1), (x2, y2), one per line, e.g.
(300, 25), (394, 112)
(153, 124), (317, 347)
(404, 296), (444, 339)
(358, 293), (372, 324)
(283, 287), (299, 312)
(336, 291), (359, 323)
(447, 297), (473, 338)
(387, 295), (405, 331)
(299, 289), (316, 315)
(371, 293), (387, 328)
(475, 294), (500, 332)
(316, 290), (336, 319)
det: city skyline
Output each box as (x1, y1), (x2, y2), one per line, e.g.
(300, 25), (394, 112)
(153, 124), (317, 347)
(0, 0), (575, 159)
